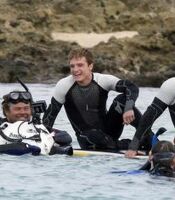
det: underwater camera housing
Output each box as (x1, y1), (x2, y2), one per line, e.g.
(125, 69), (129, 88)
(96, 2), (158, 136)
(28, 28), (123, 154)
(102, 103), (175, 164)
(32, 100), (47, 114)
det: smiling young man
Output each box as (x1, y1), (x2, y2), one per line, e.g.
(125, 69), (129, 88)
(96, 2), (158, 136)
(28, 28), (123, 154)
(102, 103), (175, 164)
(43, 48), (153, 151)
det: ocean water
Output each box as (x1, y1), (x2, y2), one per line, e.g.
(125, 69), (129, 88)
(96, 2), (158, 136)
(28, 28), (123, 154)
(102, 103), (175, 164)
(0, 83), (174, 200)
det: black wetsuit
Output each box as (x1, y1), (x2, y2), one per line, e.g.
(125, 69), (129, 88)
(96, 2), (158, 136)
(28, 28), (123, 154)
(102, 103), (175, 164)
(129, 77), (175, 151)
(43, 73), (151, 150)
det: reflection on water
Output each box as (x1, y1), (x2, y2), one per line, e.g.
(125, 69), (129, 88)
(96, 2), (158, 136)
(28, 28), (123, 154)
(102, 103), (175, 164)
(0, 83), (174, 200)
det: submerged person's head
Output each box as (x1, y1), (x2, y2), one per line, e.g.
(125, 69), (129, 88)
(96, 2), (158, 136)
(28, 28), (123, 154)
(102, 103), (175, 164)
(2, 91), (32, 122)
(151, 140), (175, 154)
(151, 152), (175, 177)
(150, 141), (175, 177)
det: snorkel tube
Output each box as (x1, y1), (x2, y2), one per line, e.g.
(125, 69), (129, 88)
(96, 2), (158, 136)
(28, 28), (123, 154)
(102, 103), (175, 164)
(151, 127), (167, 147)
(16, 77), (30, 93)
(139, 128), (167, 171)
(16, 77), (47, 124)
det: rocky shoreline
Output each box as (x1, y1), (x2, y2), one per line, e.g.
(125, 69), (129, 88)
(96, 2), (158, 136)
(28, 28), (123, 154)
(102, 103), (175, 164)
(0, 0), (175, 86)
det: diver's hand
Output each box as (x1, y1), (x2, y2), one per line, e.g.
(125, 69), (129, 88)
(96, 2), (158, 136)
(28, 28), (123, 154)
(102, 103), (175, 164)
(123, 110), (135, 125)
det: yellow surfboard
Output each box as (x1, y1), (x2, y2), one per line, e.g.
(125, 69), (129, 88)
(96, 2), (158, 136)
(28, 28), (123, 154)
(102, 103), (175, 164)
(73, 149), (146, 159)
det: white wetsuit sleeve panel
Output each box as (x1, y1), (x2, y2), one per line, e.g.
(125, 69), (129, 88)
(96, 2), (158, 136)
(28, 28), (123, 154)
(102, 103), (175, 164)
(53, 75), (75, 104)
(93, 73), (139, 112)
(93, 73), (120, 91)
(43, 75), (75, 131)
(156, 77), (175, 105)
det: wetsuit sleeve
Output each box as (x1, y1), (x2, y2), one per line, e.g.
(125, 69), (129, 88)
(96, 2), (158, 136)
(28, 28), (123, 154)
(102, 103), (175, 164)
(43, 97), (62, 131)
(129, 97), (167, 150)
(115, 80), (139, 112)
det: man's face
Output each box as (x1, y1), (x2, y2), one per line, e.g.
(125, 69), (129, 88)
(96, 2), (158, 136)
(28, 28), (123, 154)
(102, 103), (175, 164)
(6, 102), (32, 123)
(69, 56), (93, 86)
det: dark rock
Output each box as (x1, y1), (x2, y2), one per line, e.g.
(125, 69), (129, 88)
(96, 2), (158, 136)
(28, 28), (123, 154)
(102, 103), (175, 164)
(0, 0), (175, 86)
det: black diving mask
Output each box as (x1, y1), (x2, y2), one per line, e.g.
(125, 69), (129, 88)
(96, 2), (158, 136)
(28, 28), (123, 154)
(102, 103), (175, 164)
(4, 91), (32, 104)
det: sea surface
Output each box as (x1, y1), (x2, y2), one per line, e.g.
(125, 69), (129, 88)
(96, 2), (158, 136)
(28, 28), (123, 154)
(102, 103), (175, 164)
(0, 83), (174, 200)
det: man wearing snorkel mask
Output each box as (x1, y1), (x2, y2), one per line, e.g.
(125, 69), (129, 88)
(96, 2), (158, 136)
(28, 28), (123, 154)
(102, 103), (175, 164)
(1, 91), (32, 123)
(0, 90), (73, 156)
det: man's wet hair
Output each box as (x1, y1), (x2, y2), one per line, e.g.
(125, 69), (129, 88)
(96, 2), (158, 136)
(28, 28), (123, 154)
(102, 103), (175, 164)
(68, 48), (94, 65)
